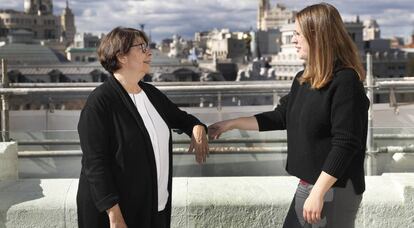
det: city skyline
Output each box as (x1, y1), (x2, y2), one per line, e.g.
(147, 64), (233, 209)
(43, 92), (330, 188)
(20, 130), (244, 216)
(1, 0), (414, 42)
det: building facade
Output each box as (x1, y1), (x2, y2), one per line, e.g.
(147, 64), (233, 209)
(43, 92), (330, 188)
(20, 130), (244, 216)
(204, 29), (248, 63)
(363, 19), (381, 41)
(0, 0), (75, 45)
(271, 17), (409, 80)
(270, 23), (305, 80)
(257, 0), (296, 31)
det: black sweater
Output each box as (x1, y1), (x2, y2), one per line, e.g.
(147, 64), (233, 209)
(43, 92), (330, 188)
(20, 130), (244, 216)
(77, 77), (205, 227)
(255, 67), (369, 194)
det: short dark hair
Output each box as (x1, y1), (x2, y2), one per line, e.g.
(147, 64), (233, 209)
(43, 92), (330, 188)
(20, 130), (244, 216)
(97, 27), (149, 73)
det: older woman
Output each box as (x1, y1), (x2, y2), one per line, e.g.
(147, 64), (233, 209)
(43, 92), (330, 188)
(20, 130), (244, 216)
(77, 27), (208, 228)
(209, 3), (368, 228)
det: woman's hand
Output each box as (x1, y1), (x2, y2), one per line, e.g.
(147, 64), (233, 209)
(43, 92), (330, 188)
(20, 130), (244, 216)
(303, 171), (337, 224)
(208, 120), (233, 140)
(107, 204), (127, 228)
(303, 190), (324, 224)
(188, 125), (209, 164)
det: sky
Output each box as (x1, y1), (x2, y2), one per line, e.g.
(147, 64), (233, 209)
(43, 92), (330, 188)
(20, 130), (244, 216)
(1, 0), (414, 43)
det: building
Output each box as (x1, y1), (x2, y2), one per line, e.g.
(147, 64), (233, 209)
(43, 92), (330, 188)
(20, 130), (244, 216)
(402, 33), (414, 77)
(0, 42), (68, 65)
(73, 33), (100, 48)
(6, 49), (206, 84)
(0, 0), (76, 45)
(65, 47), (97, 63)
(65, 33), (101, 63)
(404, 33), (414, 48)
(194, 31), (210, 51)
(205, 29), (248, 63)
(158, 38), (173, 54)
(6, 29), (34, 43)
(271, 17), (409, 81)
(257, 1), (296, 31)
(390, 36), (405, 49)
(60, 0), (76, 46)
(237, 57), (275, 81)
(255, 29), (281, 56)
(168, 35), (192, 59)
(363, 19), (380, 41)
(346, 17), (364, 51)
(270, 23), (304, 80)
(365, 39), (392, 52)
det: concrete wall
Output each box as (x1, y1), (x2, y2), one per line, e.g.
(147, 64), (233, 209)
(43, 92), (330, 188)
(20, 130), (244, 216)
(0, 142), (18, 181)
(0, 174), (413, 228)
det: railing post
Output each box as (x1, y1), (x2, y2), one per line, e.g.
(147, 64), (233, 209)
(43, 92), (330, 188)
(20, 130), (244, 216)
(217, 91), (222, 111)
(273, 90), (279, 107)
(366, 53), (376, 175)
(1, 58), (10, 142)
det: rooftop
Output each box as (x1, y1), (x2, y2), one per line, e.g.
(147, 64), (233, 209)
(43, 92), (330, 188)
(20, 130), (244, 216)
(0, 43), (63, 65)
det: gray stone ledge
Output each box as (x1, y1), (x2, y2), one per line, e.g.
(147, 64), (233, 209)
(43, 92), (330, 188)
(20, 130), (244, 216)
(0, 174), (413, 228)
(0, 142), (18, 181)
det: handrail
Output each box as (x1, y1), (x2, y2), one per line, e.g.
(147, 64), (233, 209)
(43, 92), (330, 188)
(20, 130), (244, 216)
(17, 145), (414, 157)
(16, 134), (414, 146)
(0, 83), (292, 95)
(0, 79), (413, 96)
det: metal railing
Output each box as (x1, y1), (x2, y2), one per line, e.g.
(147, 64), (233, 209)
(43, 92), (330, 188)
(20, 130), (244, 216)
(15, 133), (414, 146)
(1, 56), (414, 175)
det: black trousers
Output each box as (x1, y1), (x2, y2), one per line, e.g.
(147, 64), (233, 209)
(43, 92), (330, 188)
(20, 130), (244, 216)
(154, 209), (167, 228)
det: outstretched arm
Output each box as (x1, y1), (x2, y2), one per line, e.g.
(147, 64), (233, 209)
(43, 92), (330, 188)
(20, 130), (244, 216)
(208, 116), (259, 140)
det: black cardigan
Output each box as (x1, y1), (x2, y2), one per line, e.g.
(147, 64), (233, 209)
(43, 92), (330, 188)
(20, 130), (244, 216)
(77, 76), (205, 228)
(255, 67), (369, 194)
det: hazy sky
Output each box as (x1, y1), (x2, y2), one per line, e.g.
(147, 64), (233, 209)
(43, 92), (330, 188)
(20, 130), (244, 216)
(1, 0), (414, 42)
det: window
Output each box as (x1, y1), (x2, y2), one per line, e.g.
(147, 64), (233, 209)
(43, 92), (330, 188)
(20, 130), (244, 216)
(286, 35), (292, 44)
(349, 32), (356, 42)
(88, 57), (96, 62)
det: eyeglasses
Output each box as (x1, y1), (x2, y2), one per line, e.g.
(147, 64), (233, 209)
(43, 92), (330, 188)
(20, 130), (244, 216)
(293, 31), (301, 38)
(131, 43), (149, 53)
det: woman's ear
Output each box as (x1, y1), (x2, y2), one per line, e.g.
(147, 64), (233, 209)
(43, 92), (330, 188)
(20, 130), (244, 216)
(117, 53), (128, 65)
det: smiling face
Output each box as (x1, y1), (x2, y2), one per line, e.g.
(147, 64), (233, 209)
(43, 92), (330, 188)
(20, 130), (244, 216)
(292, 21), (309, 61)
(121, 37), (152, 75)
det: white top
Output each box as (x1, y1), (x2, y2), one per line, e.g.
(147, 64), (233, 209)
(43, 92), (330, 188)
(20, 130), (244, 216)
(129, 90), (170, 211)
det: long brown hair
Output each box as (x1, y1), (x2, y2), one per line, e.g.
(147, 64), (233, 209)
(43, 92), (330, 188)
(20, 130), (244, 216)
(297, 3), (365, 89)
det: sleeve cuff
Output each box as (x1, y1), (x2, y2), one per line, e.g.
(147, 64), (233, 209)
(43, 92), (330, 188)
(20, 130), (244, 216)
(322, 146), (355, 178)
(95, 194), (119, 212)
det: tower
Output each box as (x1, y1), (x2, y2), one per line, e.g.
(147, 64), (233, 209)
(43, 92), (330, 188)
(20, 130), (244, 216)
(61, 0), (76, 45)
(258, 0), (270, 30)
(24, 0), (53, 15)
(363, 19), (380, 41)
